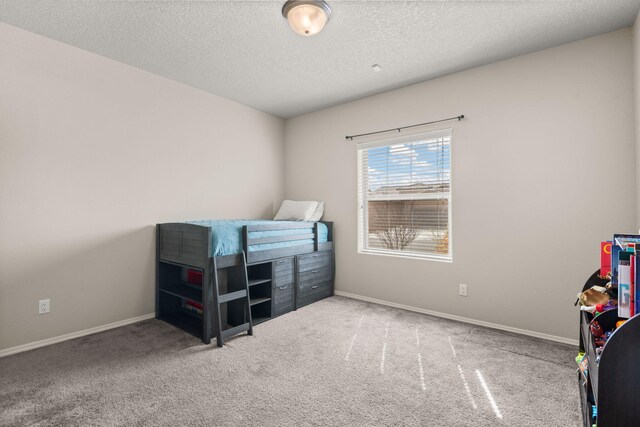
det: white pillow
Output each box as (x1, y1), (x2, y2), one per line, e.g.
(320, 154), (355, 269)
(307, 201), (324, 222)
(274, 200), (318, 221)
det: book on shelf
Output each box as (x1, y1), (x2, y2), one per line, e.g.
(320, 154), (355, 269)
(611, 243), (622, 287)
(613, 235), (640, 250)
(608, 234), (640, 318)
(636, 254), (640, 316)
(631, 255), (636, 317)
(187, 269), (203, 286)
(600, 241), (612, 278)
(182, 299), (203, 316)
(610, 234), (640, 286)
(618, 252), (631, 319)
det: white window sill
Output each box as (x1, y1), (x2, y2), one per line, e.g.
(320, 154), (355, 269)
(358, 248), (452, 263)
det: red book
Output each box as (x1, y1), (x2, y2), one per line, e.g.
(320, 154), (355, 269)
(187, 269), (203, 286)
(601, 241), (612, 278)
(186, 300), (203, 310)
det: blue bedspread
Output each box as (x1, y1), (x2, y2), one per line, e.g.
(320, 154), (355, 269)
(185, 220), (328, 256)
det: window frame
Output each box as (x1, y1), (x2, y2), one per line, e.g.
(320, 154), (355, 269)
(356, 128), (453, 262)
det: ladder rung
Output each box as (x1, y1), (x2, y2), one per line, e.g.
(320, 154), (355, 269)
(221, 322), (251, 340)
(218, 289), (247, 304)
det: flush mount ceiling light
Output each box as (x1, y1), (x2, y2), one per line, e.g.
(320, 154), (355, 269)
(282, 0), (332, 36)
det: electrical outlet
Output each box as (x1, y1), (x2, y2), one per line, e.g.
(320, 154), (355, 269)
(38, 299), (50, 315)
(459, 284), (468, 297)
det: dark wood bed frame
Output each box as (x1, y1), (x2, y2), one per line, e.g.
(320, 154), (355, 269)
(156, 221), (334, 345)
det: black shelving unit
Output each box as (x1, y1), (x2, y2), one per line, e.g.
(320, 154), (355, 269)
(578, 271), (640, 427)
(156, 255), (253, 346)
(247, 261), (273, 323)
(157, 261), (206, 340)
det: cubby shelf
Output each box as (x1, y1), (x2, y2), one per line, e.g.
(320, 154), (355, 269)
(158, 312), (201, 338)
(248, 278), (271, 287)
(159, 285), (202, 303)
(250, 297), (271, 306)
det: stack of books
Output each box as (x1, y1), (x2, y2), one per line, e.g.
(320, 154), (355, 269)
(604, 234), (640, 318)
(182, 299), (203, 316)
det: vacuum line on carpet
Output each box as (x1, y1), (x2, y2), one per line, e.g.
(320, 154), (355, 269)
(457, 364), (478, 409)
(345, 334), (357, 361)
(345, 314), (365, 361)
(380, 322), (389, 374)
(417, 353), (426, 391)
(476, 369), (503, 419)
(416, 329), (426, 391)
(448, 336), (457, 358)
(450, 335), (478, 410)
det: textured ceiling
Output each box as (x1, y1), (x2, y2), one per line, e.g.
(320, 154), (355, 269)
(1, 1), (639, 118)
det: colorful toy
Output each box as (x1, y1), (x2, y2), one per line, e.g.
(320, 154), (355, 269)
(599, 301), (617, 312)
(579, 355), (589, 379)
(578, 286), (610, 306)
(595, 346), (604, 363)
(590, 321), (604, 337)
(580, 301), (617, 315)
(594, 337), (607, 347)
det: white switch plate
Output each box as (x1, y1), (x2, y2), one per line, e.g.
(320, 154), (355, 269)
(38, 299), (50, 315)
(459, 284), (468, 297)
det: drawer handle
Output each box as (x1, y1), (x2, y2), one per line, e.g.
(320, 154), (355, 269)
(311, 285), (319, 289)
(278, 285), (289, 290)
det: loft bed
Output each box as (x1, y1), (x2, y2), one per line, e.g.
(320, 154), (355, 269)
(156, 220), (334, 345)
(157, 219), (333, 268)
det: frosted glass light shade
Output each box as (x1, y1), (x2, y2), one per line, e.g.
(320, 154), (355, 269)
(282, 1), (331, 36)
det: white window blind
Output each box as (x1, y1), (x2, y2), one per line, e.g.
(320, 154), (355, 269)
(357, 129), (452, 260)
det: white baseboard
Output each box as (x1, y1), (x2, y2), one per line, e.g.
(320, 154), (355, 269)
(0, 313), (156, 358)
(334, 290), (578, 346)
(1, 292), (578, 358)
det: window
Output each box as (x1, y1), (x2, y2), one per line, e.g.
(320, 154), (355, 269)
(357, 129), (452, 260)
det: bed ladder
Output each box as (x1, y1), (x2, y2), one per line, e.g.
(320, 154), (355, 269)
(211, 252), (253, 347)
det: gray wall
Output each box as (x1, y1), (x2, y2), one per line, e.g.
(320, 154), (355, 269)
(284, 29), (636, 341)
(0, 23), (285, 351)
(1, 23), (636, 352)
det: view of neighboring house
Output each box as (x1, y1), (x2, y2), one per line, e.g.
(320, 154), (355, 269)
(366, 183), (450, 255)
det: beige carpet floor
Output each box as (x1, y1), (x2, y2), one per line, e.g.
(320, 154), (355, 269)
(0, 296), (581, 426)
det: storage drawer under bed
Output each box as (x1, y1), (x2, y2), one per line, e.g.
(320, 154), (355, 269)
(273, 282), (295, 316)
(297, 279), (332, 308)
(297, 266), (331, 284)
(295, 251), (332, 309)
(273, 257), (294, 287)
(297, 251), (331, 272)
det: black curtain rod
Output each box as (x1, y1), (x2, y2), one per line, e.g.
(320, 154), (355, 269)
(345, 114), (465, 141)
